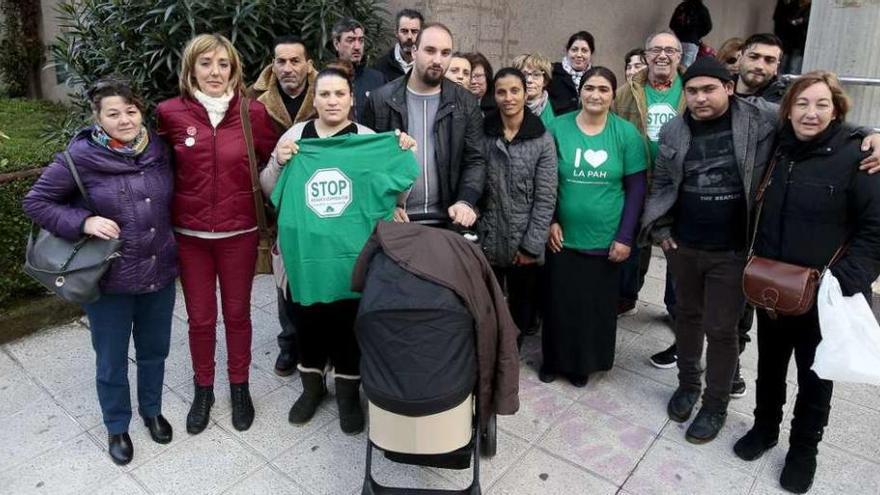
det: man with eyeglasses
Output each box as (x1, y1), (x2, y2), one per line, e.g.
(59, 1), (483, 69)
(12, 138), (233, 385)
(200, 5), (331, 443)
(374, 8), (424, 82)
(613, 31), (684, 365)
(734, 33), (788, 104)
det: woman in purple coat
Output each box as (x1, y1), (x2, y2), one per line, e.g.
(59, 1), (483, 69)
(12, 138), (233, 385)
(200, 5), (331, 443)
(23, 79), (177, 466)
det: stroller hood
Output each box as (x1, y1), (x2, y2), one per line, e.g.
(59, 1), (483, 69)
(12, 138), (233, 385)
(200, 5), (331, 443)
(356, 252), (477, 417)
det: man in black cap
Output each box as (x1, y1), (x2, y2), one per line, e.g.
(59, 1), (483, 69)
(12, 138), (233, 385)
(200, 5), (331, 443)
(640, 56), (777, 444)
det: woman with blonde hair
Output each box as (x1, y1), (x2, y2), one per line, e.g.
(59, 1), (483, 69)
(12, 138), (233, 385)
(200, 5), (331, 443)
(716, 37), (745, 76)
(512, 52), (556, 126)
(157, 33), (278, 434)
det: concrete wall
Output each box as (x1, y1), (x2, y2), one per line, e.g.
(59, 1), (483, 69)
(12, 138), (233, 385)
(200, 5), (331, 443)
(385, 0), (776, 82)
(38, 0), (68, 102)
(803, 0), (880, 127)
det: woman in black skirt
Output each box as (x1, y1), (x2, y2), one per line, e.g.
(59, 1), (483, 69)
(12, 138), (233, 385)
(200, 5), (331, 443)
(540, 67), (648, 386)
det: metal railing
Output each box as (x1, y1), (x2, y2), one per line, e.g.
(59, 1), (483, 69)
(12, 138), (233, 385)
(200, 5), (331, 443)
(780, 74), (880, 87)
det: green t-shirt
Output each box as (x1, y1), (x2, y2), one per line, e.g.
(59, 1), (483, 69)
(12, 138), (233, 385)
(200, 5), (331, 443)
(644, 76), (683, 163)
(539, 103), (555, 127)
(271, 132), (419, 305)
(549, 112), (647, 250)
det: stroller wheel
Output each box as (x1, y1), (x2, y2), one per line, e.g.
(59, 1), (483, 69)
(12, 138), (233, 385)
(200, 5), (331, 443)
(480, 413), (497, 458)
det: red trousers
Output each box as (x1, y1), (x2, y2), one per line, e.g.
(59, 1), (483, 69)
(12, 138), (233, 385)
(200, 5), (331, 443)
(177, 231), (257, 386)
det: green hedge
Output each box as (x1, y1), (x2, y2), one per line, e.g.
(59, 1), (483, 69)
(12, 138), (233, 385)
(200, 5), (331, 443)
(0, 98), (70, 307)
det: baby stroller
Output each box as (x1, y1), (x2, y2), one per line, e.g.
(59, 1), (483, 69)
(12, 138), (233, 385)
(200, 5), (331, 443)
(355, 215), (497, 495)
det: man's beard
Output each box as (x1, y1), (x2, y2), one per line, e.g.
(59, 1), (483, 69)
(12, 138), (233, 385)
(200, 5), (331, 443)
(743, 70), (769, 89)
(418, 65), (445, 87)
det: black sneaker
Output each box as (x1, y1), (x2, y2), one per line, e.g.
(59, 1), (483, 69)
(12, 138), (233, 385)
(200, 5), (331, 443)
(617, 300), (638, 318)
(667, 387), (700, 423)
(274, 351), (296, 377)
(650, 344), (678, 369)
(686, 407), (727, 444)
(731, 370), (747, 399)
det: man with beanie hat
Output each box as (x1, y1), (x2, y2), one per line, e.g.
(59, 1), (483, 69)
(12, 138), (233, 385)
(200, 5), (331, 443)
(640, 56), (778, 444)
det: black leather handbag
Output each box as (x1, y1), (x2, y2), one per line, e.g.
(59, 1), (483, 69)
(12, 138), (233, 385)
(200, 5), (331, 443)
(23, 151), (122, 304)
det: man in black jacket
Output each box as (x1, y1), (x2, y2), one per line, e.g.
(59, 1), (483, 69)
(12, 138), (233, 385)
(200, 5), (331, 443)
(332, 18), (386, 122)
(373, 9), (424, 82)
(363, 23), (485, 228)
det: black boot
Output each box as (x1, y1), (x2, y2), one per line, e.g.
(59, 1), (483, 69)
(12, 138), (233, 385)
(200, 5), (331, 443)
(186, 382), (214, 434)
(734, 423), (779, 461)
(335, 377), (365, 435)
(780, 430), (822, 494)
(686, 406), (727, 444)
(108, 432), (133, 465)
(667, 387), (700, 423)
(289, 371), (327, 424)
(230, 382), (255, 431)
(143, 414), (173, 444)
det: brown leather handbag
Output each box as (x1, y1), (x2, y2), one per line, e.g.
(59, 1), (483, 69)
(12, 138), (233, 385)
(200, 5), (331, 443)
(742, 158), (846, 319)
(241, 96), (275, 275)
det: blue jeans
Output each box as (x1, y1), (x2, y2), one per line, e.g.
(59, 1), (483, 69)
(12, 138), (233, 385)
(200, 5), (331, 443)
(619, 243), (676, 318)
(83, 284), (175, 434)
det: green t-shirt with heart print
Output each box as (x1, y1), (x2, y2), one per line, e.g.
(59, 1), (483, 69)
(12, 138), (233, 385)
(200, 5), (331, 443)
(548, 111), (647, 250)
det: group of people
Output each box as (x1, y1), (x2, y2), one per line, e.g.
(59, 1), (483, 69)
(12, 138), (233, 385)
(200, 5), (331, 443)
(21, 6), (880, 495)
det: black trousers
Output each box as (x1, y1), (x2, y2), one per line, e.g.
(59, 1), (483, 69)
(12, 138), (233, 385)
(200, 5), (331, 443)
(276, 288), (299, 360)
(290, 299), (360, 376)
(755, 306), (833, 445)
(667, 246), (746, 411)
(492, 264), (540, 336)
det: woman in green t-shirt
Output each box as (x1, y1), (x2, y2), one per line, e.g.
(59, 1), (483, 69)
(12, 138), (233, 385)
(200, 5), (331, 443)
(541, 67), (648, 387)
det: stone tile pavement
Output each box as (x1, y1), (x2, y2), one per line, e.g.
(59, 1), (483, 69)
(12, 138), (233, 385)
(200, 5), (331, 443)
(2, 254), (880, 494)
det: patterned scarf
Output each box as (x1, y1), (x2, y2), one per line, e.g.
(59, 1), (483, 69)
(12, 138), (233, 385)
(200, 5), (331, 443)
(561, 56), (589, 89)
(527, 90), (550, 118)
(91, 125), (149, 156)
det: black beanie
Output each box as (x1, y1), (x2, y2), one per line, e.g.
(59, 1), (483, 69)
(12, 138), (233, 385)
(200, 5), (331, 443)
(682, 56), (733, 85)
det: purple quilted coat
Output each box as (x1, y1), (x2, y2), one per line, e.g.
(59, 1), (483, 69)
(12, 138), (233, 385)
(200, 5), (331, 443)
(22, 127), (177, 295)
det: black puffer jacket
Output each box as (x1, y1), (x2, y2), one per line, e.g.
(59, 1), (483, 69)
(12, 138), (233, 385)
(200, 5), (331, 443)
(362, 75), (486, 207)
(477, 109), (557, 266)
(548, 62), (580, 116)
(755, 122), (880, 297)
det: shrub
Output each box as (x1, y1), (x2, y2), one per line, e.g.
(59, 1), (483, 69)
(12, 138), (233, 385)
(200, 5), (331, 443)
(0, 0), (44, 97)
(0, 98), (70, 307)
(49, 0), (390, 136)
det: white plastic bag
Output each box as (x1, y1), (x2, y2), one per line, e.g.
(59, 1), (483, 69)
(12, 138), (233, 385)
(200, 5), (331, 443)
(813, 271), (880, 385)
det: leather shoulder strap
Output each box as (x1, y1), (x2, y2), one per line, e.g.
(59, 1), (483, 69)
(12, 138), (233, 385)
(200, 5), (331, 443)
(240, 96), (269, 232)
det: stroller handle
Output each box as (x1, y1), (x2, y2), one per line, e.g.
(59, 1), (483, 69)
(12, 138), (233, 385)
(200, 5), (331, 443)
(405, 212), (479, 243)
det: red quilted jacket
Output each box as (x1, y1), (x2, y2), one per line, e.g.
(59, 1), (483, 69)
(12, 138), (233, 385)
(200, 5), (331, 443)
(157, 92), (278, 232)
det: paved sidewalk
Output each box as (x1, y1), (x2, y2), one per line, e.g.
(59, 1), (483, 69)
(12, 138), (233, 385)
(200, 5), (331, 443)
(2, 254), (880, 495)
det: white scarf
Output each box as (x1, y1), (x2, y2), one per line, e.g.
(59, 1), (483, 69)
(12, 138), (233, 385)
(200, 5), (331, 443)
(194, 89), (233, 128)
(561, 56), (589, 89)
(527, 90), (550, 117)
(394, 43), (414, 74)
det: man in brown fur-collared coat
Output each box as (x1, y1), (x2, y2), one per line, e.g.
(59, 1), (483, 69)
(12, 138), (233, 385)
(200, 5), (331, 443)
(246, 35), (317, 377)
(248, 35), (317, 135)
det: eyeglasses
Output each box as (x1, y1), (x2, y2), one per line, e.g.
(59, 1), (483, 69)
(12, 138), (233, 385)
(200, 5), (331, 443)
(646, 47), (681, 56)
(521, 70), (546, 80)
(725, 57), (739, 65)
(471, 73), (486, 81)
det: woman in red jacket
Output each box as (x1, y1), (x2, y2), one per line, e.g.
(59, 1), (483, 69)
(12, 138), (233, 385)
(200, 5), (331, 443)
(157, 33), (278, 434)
